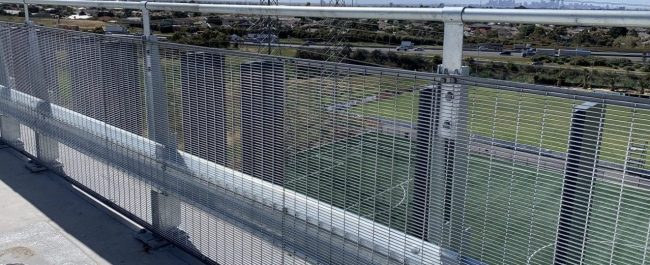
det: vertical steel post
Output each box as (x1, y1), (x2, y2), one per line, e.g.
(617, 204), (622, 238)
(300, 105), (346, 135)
(553, 102), (606, 265)
(142, 6), (182, 234)
(23, 3), (29, 22)
(0, 115), (21, 147)
(0, 34), (21, 149)
(434, 7), (470, 255)
(26, 21), (60, 167)
(410, 7), (469, 258)
(142, 6), (151, 38)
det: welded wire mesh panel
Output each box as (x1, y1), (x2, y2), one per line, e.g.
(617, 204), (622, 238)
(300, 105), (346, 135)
(154, 40), (441, 264)
(454, 80), (650, 265)
(1, 20), (650, 265)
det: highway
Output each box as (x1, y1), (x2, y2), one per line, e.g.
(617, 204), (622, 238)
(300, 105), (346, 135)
(243, 42), (648, 62)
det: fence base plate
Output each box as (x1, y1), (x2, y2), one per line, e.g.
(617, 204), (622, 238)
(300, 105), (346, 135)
(135, 229), (171, 251)
(25, 160), (47, 173)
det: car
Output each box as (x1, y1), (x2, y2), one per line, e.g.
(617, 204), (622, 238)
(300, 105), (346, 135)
(414, 47), (424, 51)
(531, 61), (544, 66)
(499, 51), (512, 56)
(302, 41), (314, 46)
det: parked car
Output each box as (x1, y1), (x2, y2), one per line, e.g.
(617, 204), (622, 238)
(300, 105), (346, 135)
(414, 47), (424, 51)
(499, 51), (512, 56)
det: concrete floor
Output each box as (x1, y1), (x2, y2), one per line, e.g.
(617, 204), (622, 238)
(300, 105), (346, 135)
(0, 147), (204, 265)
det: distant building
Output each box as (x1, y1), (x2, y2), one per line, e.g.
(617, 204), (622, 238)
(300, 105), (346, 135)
(468, 23), (492, 33)
(245, 33), (278, 43)
(3, 10), (20, 15)
(103, 24), (127, 34)
(229, 34), (242, 43)
(397, 41), (414, 51)
(125, 17), (142, 26)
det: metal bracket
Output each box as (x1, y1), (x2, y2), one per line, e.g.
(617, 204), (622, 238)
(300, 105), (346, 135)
(441, 7), (465, 24)
(25, 159), (46, 172)
(134, 229), (171, 250)
(437, 65), (470, 76)
(25, 159), (63, 173)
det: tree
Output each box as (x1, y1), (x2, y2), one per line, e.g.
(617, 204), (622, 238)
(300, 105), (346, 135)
(207, 16), (222, 26)
(613, 36), (640, 49)
(92, 26), (104, 34)
(603, 72), (620, 91)
(369, 49), (385, 64)
(638, 75), (649, 95)
(582, 69), (591, 90)
(608, 27), (628, 39)
(172, 11), (187, 18)
(517, 25), (536, 39)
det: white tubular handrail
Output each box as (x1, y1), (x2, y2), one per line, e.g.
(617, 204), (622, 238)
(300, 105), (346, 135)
(0, 0), (648, 27)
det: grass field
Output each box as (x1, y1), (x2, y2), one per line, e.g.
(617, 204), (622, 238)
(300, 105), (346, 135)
(350, 86), (650, 168)
(285, 132), (650, 265)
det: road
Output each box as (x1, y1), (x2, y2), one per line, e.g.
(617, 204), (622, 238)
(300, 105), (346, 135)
(243, 42), (648, 62)
(470, 134), (650, 189)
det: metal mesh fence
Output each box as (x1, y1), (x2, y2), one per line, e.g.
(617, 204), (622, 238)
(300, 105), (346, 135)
(0, 22), (649, 265)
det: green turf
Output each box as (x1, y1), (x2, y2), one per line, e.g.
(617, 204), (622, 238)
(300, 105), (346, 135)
(285, 132), (650, 265)
(348, 86), (650, 168)
(582, 181), (650, 265)
(463, 156), (564, 265)
(285, 132), (415, 230)
(284, 132), (563, 264)
(349, 91), (419, 122)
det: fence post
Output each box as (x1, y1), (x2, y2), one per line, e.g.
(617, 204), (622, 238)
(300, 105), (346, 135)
(23, 3), (29, 22)
(142, 6), (183, 235)
(0, 37), (22, 149)
(410, 7), (470, 257)
(25, 21), (60, 170)
(553, 102), (606, 264)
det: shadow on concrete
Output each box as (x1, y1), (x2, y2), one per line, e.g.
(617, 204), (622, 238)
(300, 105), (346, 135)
(0, 147), (201, 265)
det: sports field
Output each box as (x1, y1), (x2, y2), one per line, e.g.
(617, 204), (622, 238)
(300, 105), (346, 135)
(285, 131), (650, 265)
(350, 86), (650, 168)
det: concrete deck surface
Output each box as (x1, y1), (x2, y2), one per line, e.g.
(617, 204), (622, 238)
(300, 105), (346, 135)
(0, 147), (204, 265)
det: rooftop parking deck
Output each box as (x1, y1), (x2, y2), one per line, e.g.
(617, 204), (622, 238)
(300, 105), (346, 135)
(0, 147), (202, 265)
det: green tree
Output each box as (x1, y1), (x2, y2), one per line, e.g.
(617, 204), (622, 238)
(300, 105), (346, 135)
(608, 27), (629, 39)
(604, 71), (620, 91)
(638, 75), (649, 95)
(517, 25), (536, 39)
(613, 35), (640, 49)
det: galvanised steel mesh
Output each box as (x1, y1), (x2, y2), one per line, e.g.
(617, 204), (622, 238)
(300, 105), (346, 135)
(0, 22), (649, 265)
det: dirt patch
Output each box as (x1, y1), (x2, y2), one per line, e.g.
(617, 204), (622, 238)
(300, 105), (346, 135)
(0, 246), (35, 261)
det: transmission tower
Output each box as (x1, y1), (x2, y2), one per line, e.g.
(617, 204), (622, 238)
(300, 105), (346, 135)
(260, 0), (278, 55)
(319, 0), (351, 63)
